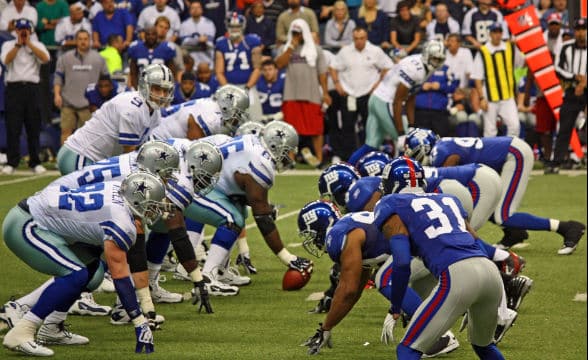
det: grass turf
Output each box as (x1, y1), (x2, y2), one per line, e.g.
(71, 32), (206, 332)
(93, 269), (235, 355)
(0, 172), (586, 359)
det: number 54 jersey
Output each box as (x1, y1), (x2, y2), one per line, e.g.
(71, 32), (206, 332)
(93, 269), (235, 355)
(27, 182), (137, 251)
(374, 193), (486, 277)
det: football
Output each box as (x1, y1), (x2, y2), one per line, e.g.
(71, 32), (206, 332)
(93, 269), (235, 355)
(282, 268), (312, 291)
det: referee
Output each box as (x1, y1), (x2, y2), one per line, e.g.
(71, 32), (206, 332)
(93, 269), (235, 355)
(547, 18), (587, 174)
(0, 18), (50, 175)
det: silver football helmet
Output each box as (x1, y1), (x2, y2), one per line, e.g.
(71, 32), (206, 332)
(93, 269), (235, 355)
(138, 64), (175, 110)
(261, 121), (298, 172)
(136, 140), (180, 180)
(213, 85), (250, 135)
(235, 121), (264, 137)
(185, 141), (223, 195)
(421, 40), (446, 71)
(119, 171), (172, 226)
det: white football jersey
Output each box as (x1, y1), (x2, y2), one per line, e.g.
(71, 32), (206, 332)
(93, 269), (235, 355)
(216, 135), (275, 196)
(28, 181), (137, 251)
(151, 98), (225, 140)
(65, 91), (160, 162)
(372, 54), (432, 103)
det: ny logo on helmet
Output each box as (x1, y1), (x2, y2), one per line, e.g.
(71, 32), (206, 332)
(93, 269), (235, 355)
(302, 210), (318, 224)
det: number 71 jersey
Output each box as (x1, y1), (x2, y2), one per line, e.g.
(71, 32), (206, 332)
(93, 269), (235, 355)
(28, 182), (137, 251)
(374, 192), (485, 277)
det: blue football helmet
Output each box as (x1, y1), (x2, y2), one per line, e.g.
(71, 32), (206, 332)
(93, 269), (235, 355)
(298, 200), (341, 258)
(226, 12), (246, 40)
(356, 151), (392, 177)
(403, 128), (439, 165)
(318, 163), (360, 210)
(380, 156), (427, 195)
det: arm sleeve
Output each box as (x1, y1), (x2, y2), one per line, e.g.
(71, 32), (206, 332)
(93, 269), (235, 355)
(389, 234), (412, 314)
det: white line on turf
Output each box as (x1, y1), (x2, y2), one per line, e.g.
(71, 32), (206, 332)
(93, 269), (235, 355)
(0, 173), (54, 186)
(573, 293), (587, 302)
(202, 209), (301, 241)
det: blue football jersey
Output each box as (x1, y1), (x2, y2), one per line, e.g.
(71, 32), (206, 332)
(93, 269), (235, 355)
(374, 193), (485, 277)
(128, 40), (176, 71)
(424, 164), (480, 192)
(215, 34), (262, 85)
(172, 82), (213, 104)
(326, 212), (389, 267)
(85, 81), (127, 109)
(430, 137), (513, 172)
(256, 71), (285, 116)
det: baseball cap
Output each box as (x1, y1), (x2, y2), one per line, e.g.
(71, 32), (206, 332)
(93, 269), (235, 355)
(488, 22), (503, 32)
(547, 12), (562, 25)
(574, 17), (587, 29)
(14, 18), (32, 30)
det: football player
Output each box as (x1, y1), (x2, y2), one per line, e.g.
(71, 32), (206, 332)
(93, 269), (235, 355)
(299, 201), (460, 357)
(178, 121), (313, 295)
(373, 157), (506, 360)
(57, 64), (175, 175)
(347, 40), (446, 165)
(127, 27), (177, 90)
(151, 84), (250, 140)
(1, 172), (169, 356)
(405, 130), (587, 254)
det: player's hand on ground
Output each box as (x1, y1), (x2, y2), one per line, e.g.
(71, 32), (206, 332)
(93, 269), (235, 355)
(302, 323), (332, 355)
(134, 321), (154, 354)
(192, 280), (213, 314)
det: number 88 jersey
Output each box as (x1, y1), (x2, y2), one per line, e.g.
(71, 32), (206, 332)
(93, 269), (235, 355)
(28, 182), (137, 251)
(374, 192), (486, 277)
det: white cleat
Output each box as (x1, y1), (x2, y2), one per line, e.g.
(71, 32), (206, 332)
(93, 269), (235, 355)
(3, 320), (54, 357)
(95, 272), (115, 293)
(202, 273), (239, 296)
(0, 301), (29, 328)
(422, 330), (460, 358)
(217, 267), (251, 286)
(149, 275), (183, 303)
(68, 293), (111, 316)
(494, 308), (518, 344)
(37, 322), (89, 345)
(4, 340), (54, 357)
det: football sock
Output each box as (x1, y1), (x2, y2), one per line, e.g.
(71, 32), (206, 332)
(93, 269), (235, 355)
(396, 344), (422, 360)
(147, 262), (162, 282)
(472, 344), (505, 360)
(44, 311), (67, 325)
(347, 144), (377, 165)
(203, 244), (230, 275)
(550, 219), (560, 232)
(16, 278), (55, 308)
(501, 213), (550, 230)
(237, 233), (249, 257)
(146, 232), (171, 264)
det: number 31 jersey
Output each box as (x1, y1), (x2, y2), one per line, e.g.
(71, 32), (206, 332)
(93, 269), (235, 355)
(28, 182), (137, 251)
(65, 91), (161, 162)
(374, 192), (485, 277)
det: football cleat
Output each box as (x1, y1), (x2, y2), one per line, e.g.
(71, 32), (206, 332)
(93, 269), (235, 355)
(4, 340), (54, 357)
(0, 300), (29, 328)
(95, 272), (115, 293)
(422, 330), (459, 358)
(235, 254), (257, 275)
(68, 292), (111, 316)
(494, 308), (518, 344)
(37, 322), (89, 345)
(505, 275), (533, 311)
(161, 251), (179, 272)
(495, 228), (529, 250)
(173, 263), (192, 281)
(556, 221), (586, 255)
(202, 273), (239, 296)
(149, 275), (183, 303)
(216, 266), (251, 286)
(497, 251), (526, 280)
(109, 302), (165, 326)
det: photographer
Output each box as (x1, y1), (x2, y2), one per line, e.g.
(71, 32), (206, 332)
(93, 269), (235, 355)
(1, 18), (50, 175)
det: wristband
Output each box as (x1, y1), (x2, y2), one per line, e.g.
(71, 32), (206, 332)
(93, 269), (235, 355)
(113, 276), (142, 320)
(132, 314), (147, 327)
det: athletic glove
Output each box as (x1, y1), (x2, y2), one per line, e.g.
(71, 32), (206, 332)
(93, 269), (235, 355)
(146, 311), (161, 330)
(289, 256), (313, 274)
(380, 312), (396, 345)
(303, 323), (332, 355)
(134, 321), (154, 354)
(270, 203), (279, 221)
(308, 294), (332, 314)
(191, 280), (213, 314)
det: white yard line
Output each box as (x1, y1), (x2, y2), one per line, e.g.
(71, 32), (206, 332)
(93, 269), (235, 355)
(203, 209), (301, 241)
(0, 173), (56, 186)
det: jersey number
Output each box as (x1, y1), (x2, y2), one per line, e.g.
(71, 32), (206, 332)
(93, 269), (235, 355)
(225, 51), (250, 72)
(59, 183), (105, 212)
(220, 139), (245, 159)
(258, 93), (283, 108)
(410, 197), (466, 239)
(77, 158), (122, 186)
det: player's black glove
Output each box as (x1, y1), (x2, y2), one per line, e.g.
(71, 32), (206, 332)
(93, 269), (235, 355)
(134, 321), (154, 354)
(302, 323), (332, 355)
(270, 203), (279, 221)
(146, 311), (161, 330)
(289, 256), (313, 274)
(308, 294), (332, 314)
(191, 280), (213, 314)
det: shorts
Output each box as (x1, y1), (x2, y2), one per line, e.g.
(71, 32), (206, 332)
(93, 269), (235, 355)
(533, 96), (556, 133)
(60, 106), (92, 131)
(282, 101), (324, 136)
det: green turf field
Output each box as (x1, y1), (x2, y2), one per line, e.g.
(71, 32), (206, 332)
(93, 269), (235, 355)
(0, 171), (586, 359)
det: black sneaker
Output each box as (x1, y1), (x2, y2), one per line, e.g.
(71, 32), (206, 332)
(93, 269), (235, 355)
(557, 221), (586, 255)
(496, 228), (529, 249)
(506, 275), (533, 311)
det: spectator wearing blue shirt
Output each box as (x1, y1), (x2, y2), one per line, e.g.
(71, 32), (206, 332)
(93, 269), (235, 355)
(172, 71), (213, 104)
(196, 62), (220, 93)
(245, 1), (276, 57)
(84, 74), (128, 112)
(415, 64), (459, 137)
(256, 59), (286, 122)
(351, 0), (391, 49)
(127, 26), (176, 89)
(91, 0), (134, 49)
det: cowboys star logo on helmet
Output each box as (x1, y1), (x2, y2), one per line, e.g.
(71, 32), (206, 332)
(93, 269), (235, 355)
(133, 181), (151, 199)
